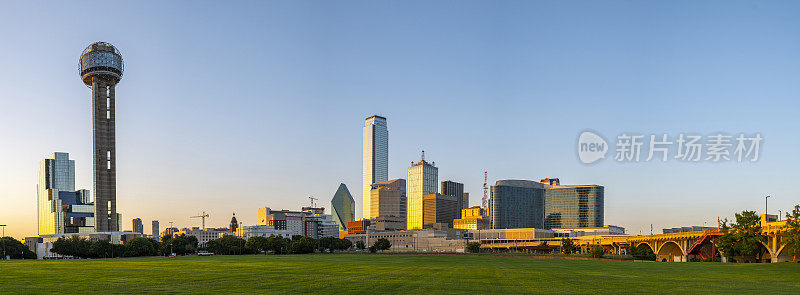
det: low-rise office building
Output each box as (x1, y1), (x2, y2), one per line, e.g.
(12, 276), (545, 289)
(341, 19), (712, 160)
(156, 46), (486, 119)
(236, 225), (293, 239)
(345, 228), (467, 252)
(453, 206), (490, 230)
(175, 227), (232, 246)
(257, 207), (338, 238)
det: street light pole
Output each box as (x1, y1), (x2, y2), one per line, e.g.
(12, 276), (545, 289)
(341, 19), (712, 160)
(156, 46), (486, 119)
(0, 225), (6, 260)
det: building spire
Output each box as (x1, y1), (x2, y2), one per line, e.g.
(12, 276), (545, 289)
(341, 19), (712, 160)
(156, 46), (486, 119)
(421, 150), (425, 162)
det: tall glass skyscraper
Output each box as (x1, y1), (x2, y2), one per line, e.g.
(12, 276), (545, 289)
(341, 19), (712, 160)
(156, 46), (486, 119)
(406, 153), (438, 229)
(490, 180), (546, 229)
(37, 152), (94, 235)
(331, 183), (355, 230)
(362, 115), (388, 219)
(544, 185), (604, 229)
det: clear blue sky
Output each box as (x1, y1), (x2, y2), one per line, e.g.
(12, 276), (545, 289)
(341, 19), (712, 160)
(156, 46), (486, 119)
(1, 1), (799, 239)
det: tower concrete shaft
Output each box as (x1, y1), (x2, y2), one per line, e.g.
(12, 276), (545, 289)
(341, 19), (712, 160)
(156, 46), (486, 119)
(80, 42), (123, 232)
(92, 79), (117, 232)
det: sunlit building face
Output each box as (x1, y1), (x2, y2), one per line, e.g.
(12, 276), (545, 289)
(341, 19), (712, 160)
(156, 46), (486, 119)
(362, 115), (388, 219)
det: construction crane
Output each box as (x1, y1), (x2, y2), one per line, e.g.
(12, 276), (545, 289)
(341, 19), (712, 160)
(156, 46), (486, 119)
(190, 211), (209, 229)
(482, 171), (489, 213)
(309, 196), (318, 208)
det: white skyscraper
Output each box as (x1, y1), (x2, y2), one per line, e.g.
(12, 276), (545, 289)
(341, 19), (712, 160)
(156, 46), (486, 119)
(362, 115), (388, 219)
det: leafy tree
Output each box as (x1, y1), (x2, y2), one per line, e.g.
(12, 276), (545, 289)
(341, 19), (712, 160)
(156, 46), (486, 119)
(466, 242), (481, 253)
(334, 238), (353, 252)
(165, 234), (198, 255)
(206, 236), (247, 255)
(291, 235), (303, 241)
(124, 237), (158, 257)
(317, 236), (339, 253)
(289, 237), (317, 254)
(718, 210), (763, 261)
(51, 235), (92, 258)
(373, 238), (391, 252)
(626, 244), (656, 261)
(267, 235), (288, 254)
(561, 238), (575, 255)
(90, 239), (114, 258)
(590, 246), (605, 258)
(0, 237), (35, 259)
(368, 245), (376, 253)
(245, 236), (270, 254)
(356, 240), (366, 250)
(782, 205), (800, 262)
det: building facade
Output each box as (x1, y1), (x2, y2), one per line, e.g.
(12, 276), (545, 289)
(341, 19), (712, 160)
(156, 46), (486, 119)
(37, 152), (95, 235)
(453, 206), (490, 230)
(543, 185), (604, 229)
(236, 225), (293, 239)
(152, 220), (159, 239)
(345, 229), (466, 252)
(406, 154), (438, 230)
(175, 227), (233, 247)
(490, 180), (546, 229)
(331, 183), (355, 230)
(80, 42), (123, 232)
(258, 207), (338, 238)
(422, 193), (460, 227)
(132, 218), (143, 234)
(369, 179), (406, 222)
(441, 181), (465, 210)
(362, 115), (388, 219)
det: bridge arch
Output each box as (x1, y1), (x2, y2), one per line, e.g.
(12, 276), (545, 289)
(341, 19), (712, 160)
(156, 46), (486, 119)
(774, 244), (794, 262)
(635, 242), (655, 253)
(657, 241), (684, 262)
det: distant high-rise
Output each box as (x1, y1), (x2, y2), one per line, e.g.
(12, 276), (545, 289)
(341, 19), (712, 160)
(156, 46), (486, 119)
(80, 42), (124, 232)
(406, 152), (438, 229)
(370, 179), (407, 225)
(132, 218), (143, 234)
(441, 181), (465, 210)
(544, 185), (604, 229)
(362, 115), (388, 219)
(490, 180), (546, 229)
(462, 192), (470, 210)
(152, 220), (160, 239)
(37, 152), (94, 235)
(331, 183), (355, 230)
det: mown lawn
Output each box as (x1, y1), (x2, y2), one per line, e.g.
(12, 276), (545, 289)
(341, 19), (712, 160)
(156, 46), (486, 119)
(1, 254), (798, 294)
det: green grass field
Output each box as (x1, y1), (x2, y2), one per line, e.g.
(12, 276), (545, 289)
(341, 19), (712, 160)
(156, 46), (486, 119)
(1, 254), (798, 294)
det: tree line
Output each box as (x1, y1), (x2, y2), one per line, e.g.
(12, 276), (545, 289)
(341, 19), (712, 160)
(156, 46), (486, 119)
(50, 234), (199, 258)
(47, 233), (393, 258)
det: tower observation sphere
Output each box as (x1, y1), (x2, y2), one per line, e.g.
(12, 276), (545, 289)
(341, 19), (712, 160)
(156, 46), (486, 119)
(79, 42), (123, 87)
(79, 41), (123, 232)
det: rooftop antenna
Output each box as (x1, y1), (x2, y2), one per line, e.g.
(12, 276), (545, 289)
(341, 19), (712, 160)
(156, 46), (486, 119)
(309, 196), (318, 208)
(421, 150), (425, 162)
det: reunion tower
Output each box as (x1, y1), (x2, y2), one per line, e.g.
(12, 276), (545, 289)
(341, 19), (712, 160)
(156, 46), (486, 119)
(79, 42), (123, 232)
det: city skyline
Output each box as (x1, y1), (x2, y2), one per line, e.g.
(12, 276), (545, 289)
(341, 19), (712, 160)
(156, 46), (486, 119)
(2, 1), (800, 239)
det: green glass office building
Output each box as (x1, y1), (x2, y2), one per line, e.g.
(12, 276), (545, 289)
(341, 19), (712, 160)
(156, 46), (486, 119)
(544, 185), (604, 229)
